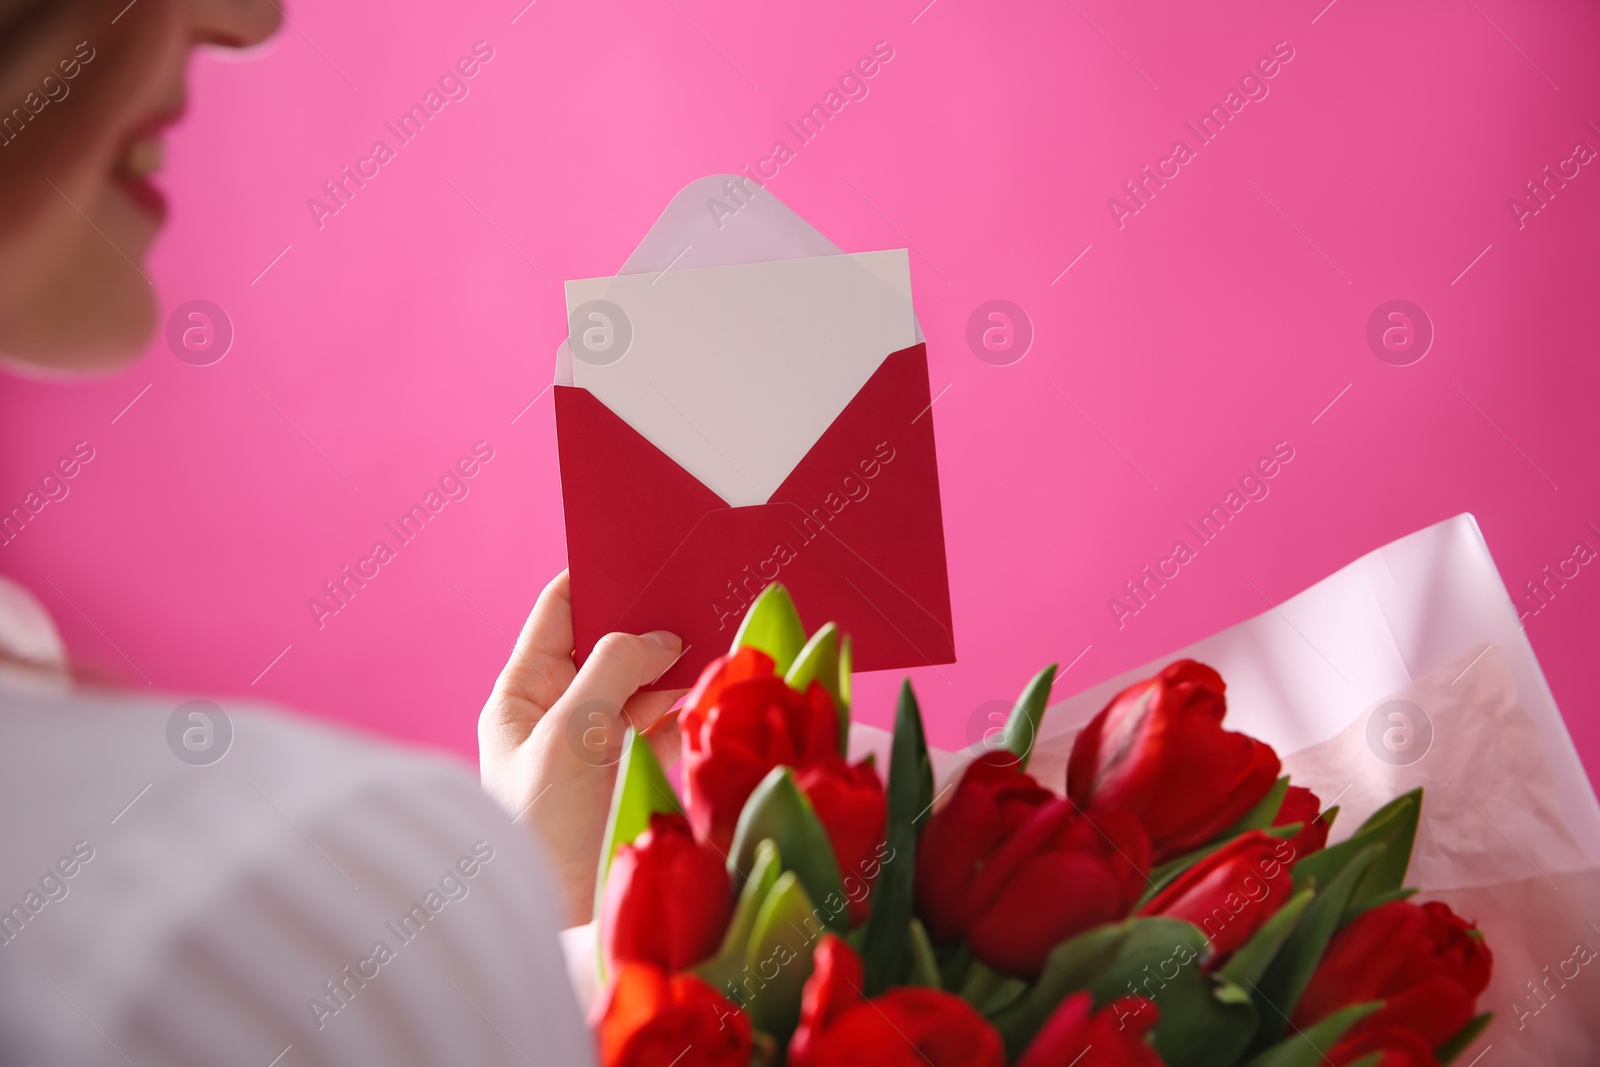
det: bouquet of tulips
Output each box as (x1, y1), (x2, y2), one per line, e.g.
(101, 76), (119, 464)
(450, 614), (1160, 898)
(589, 585), (1495, 1067)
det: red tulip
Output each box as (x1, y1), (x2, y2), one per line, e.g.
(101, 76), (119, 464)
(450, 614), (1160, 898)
(794, 754), (887, 925)
(592, 962), (751, 1067)
(913, 752), (1057, 945)
(1138, 830), (1295, 958)
(966, 804), (1150, 980)
(1273, 784), (1329, 859)
(1067, 660), (1281, 862)
(681, 647), (839, 851)
(790, 935), (1005, 1067)
(602, 812), (731, 974)
(916, 755), (1151, 980)
(1015, 992), (1164, 1067)
(1292, 900), (1493, 1049)
(1329, 1026), (1440, 1067)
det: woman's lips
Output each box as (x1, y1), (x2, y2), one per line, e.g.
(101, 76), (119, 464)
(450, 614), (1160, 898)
(113, 138), (167, 220)
(111, 105), (182, 222)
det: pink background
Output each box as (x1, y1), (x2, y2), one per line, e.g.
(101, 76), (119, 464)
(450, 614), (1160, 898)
(2, 0), (1597, 783)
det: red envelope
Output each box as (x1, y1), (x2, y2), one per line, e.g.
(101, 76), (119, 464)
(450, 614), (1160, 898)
(556, 341), (955, 690)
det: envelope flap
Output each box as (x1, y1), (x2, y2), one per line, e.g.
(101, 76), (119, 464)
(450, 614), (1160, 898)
(615, 176), (924, 345)
(618, 175), (845, 275)
(551, 176), (925, 391)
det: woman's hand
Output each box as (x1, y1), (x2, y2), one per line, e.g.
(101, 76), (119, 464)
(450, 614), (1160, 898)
(479, 571), (687, 927)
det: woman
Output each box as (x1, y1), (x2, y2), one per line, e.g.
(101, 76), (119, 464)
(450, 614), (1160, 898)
(0, 3), (683, 1063)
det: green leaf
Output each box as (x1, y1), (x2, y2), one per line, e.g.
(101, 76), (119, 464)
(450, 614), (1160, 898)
(978, 976), (1030, 1019)
(1003, 664), (1057, 770)
(1219, 887), (1316, 989)
(839, 635), (853, 713)
(1291, 790), (1420, 921)
(727, 767), (848, 932)
(1242, 1001), (1382, 1067)
(957, 960), (1026, 1017)
(992, 918), (1258, 1067)
(1249, 846), (1382, 1052)
(1436, 1012), (1494, 1065)
(907, 918), (942, 989)
(731, 583), (806, 672)
(743, 871), (823, 1040)
(1348, 789), (1421, 911)
(859, 679), (933, 994)
(719, 838), (783, 959)
(938, 941), (974, 994)
(958, 960), (1009, 1007)
(786, 623), (848, 752)
(593, 728), (683, 923)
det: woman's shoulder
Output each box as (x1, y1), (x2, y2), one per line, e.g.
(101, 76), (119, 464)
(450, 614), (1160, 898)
(0, 688), (593, 1066)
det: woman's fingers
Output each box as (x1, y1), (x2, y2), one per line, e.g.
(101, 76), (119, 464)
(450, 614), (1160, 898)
(551, 630), (682, 736)
(622, 688), (687, 736)
(483, 572), (581, 752)
(494, 570), (580, 711)
(643, 706), (683, 772)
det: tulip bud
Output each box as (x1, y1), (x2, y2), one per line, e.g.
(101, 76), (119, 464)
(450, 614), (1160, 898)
(790, 935), (1006, 1067)
(914, 753), (1056, 946)
(592, 962), (751, 1067)
(1139, 830), (1295, 959)
(794, 754), (886, 925)
(1066, 660), (1281, 862)
(964, 804), (1150, 980)
(602, 812), (731, 974)
(1015, 991), (1165, 1067)
(1292, 899), (1493, 1049)
(916, 753), (1151, 980)
(681, 647), (839, 852)
(1328, 1025), (1440, 1067)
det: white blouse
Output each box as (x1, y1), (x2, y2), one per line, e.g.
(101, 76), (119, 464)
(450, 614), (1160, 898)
(0, 577), (596, 1067)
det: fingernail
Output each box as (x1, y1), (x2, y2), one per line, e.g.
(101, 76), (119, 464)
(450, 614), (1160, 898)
(643, 630), (681, 650)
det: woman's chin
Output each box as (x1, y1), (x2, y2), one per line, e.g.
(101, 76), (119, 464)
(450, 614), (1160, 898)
(0, 288), (157, 378)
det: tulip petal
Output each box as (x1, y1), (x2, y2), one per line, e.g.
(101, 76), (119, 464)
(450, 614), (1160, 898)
(1141, 821), (1301, 909)
(967, 847), (1127, 979)
(731, 583), (807, 672)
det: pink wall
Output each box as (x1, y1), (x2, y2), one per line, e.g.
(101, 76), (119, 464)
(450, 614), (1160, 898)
(2, 0), (1597, 783)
